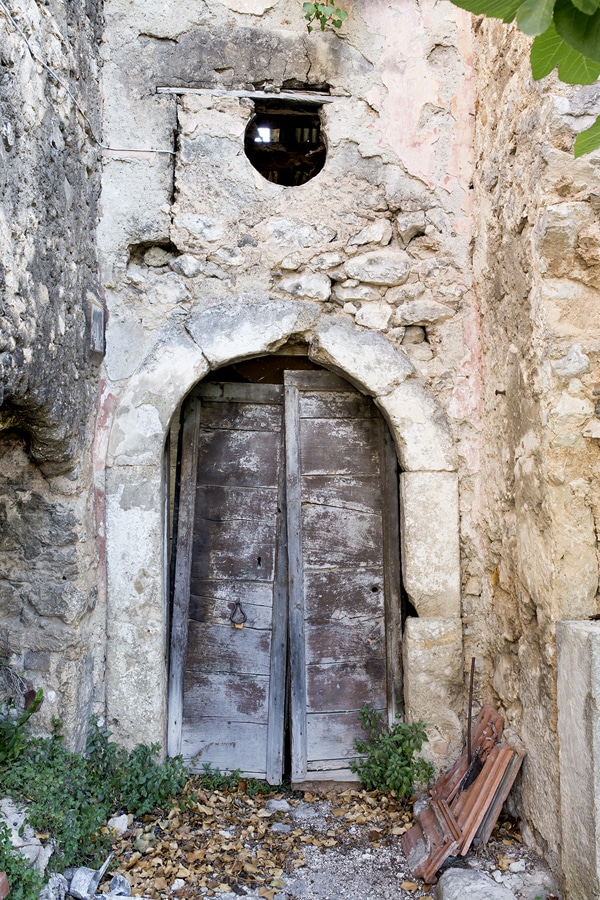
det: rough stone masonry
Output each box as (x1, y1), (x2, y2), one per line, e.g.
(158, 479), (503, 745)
(3, 0), (600, 895)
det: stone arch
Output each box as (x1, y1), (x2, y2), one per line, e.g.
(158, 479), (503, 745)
(104, 300), (463, 765)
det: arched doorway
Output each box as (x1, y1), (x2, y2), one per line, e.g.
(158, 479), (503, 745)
(167, 356), (404, 784)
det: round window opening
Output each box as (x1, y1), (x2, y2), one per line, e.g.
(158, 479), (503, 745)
(244, 102), (326, 187)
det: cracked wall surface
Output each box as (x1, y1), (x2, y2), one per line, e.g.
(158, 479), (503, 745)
(0, 0), (102, 744)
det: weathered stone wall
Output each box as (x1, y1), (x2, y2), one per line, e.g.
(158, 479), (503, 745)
(472, 18), (600, 874)
(0, 0), (102, 744)
(97, 0), (479, 759)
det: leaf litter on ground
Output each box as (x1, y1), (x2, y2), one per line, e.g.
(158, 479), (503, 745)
(98, 779), (550, 900)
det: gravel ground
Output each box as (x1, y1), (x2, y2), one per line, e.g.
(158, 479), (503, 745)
(102, 785), (561, 900)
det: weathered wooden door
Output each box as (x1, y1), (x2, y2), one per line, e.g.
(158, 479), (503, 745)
(168, 370), (401, 784)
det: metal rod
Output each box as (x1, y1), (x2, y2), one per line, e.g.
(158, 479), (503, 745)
(156, 87), (337, 104)
(467, 656), (476, 766)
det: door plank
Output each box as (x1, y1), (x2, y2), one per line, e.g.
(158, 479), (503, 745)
(186, 621), (272, 676)
(301, 505), (383, 568)
(306, 710), (385, 761)
(299, 419), (380, 475)
(298, 392), (375, 420)
(198, 401), (283, 432)
(196, 430), (281, 487)
(184, 672), (270, 721)
(380, 422), (403, 722)
(266, 436), (288, 785)
(284, 379), (308, 782)
(303, 569), (385, 623)
(190, 595), (274, 629)
(198, 382), (284, 403)
(306, 661), (387, 712)
(182, 720), (269, 775)
(305, 620), (385, 665)
(168, 397), (201, 757)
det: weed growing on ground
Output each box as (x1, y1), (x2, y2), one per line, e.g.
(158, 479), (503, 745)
(0, 822), (44, 900)
(350, 704), (434, 795)
(197, 763), (275, 797)
(0, 717), (188, 877)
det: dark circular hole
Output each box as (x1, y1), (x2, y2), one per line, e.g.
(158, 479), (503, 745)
(244, 105), (326, 186)
(371, 585), (379, 593)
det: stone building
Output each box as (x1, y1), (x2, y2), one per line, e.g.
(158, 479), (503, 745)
(2, 0), (600, 894)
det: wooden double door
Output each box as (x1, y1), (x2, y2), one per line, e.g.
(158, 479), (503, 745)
(168, 369), (401, 784)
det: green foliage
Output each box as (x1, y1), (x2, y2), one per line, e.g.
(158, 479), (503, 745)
(447, 0), (600, 155)
(531, 22), (600, 81)
(574, 109), (600, 152)
(350, 704), (434, 796)
(0, 688), (43, 766)
(303, 1), (348, 32)
(0, 823), (44, 900)
(0, 717), (188, 872)
(197, 763), (275, 797)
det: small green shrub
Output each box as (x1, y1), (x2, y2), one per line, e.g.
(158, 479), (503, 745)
(197, 763), (275, 797)
(0, 688), (43, 766)
(302, 1), (347, 31)
(0, 822), (44, 900)
(0, 717), (188, 872)
(350, 704), (434, 795)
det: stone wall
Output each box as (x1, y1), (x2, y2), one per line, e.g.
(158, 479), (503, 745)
(97, 0), (479, 758)
(0, 0), (102, 744)
(472, 18), (600, 873)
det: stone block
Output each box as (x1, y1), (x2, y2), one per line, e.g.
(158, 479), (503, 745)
(331, 283), (381, 304)
(343, 249), (411, 285)
(278, 272), (331, 301)
(348, 219), (393, 246)
(108, 332), (209, 465)
(376, 381), (457, 471)
(393, 298), (455, 326)
(403, 617), (464, 767)
(186, 300), (319, 367)
(105, 618), (167, 750)
(354, 302), (393, 330)
(400, 472), (461, 617)
(310, 317), (413, 396)
(266, 217), (336, 247)
(557, 620), (600, 900)
(436, 869), (516, 899)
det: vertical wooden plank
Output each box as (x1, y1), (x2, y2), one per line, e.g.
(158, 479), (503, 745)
(163, 438), (171, 676)
(284, 378), (307, 782)
(380, 421), (403, 723)
(168, 397), (201, 758)
(266, 431), (288, 785)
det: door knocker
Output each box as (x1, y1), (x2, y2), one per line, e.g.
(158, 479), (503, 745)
(230, 601), (248, 629)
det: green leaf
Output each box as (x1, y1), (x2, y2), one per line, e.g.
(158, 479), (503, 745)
(554, 0), (600, 63)
(449, 0), (522, 19)
(516, 0), (556, 33)
(574, 113), (600, 154)
(571, 0), (600, 16)
(531, 21), (600, 79)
